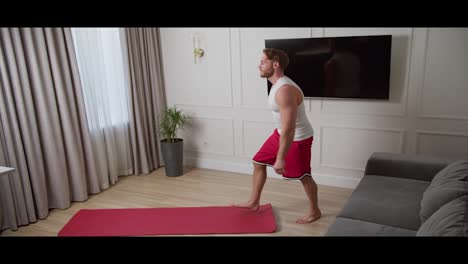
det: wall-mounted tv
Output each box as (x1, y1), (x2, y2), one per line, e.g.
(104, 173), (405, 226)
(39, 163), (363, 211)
(265, 34), (392, 100)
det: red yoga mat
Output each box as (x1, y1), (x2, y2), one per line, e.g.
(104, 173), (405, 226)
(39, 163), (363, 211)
(58, 204), (276, 236)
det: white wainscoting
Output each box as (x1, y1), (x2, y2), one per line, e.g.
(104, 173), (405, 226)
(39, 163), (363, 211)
(320, 126), (405, 171)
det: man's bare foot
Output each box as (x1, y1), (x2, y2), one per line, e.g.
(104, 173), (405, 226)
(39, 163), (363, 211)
(296, 212), (321, 224)
(230, 201), (259, 211)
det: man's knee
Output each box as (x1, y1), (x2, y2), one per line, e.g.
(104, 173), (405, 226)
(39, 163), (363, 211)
(300, 175), (312, 184)
(253, 162), (266, 170)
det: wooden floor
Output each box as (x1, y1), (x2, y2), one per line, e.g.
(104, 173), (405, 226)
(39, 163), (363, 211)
(0, 167), (353, 236)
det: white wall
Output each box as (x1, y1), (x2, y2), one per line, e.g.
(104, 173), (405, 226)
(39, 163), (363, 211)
(159, 28), (468, 189)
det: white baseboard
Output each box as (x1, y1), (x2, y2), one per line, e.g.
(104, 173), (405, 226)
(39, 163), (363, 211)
(185, 157), (359, 189)
(310, 173), (360, 189)
(185, 156), (254, 175)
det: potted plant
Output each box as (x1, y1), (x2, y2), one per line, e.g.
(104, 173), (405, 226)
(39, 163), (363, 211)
(159, 105), (190, 177)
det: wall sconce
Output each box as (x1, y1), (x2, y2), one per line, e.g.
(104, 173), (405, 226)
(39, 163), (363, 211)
(194, 48), (204, 60)
(193, 33), (204, 64)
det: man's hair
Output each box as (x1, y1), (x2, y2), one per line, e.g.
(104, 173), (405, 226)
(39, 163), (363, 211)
(263, 48), (289, 70)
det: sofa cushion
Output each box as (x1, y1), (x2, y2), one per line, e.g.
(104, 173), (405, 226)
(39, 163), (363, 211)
(431, 159), (468, 183)
(338, 175), (430, 230)
(417, 195), (468, 236)
(420, 159), (468, 223)
(326, 217), (417, 236)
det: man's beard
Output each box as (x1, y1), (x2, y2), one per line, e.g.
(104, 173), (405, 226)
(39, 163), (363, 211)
(260, 69), (274, 78)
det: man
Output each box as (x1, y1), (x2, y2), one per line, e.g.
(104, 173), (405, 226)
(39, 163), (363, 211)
(233, 48), (321, 224)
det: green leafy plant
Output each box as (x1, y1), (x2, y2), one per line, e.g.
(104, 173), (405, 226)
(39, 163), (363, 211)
(159, 106), (190, 143)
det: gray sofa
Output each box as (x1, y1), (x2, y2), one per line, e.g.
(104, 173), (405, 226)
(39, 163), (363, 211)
(325, 152), (468, 236)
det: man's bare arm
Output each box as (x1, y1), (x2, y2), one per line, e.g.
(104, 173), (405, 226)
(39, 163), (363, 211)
(274, 85), (298, 174)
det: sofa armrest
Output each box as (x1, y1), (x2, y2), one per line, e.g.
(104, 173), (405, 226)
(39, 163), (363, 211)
(364, 152), (455, 182)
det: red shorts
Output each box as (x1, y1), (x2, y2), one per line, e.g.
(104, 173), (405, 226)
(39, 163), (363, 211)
(252, 129), (313, 180)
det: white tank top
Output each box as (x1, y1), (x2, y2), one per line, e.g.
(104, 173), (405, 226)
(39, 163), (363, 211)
(268, 76), (314, 141)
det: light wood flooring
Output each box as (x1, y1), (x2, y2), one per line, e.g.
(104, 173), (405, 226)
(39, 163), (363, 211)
(0, 167), (354, 236)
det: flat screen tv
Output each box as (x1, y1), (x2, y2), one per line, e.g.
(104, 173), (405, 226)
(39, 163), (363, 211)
(265, 35), (392, 100)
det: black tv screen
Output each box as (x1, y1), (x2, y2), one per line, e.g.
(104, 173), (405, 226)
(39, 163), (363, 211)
(265, 35), (392, 100)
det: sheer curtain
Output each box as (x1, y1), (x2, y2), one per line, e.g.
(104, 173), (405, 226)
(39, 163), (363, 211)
(71, 28), (133, 185)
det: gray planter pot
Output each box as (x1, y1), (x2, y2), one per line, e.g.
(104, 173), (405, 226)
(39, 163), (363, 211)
(161, 139), (184, 177)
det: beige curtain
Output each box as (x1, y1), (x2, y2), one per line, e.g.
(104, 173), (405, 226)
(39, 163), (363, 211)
(0, 28), (105, 231)
(124, 28), (166, 174)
